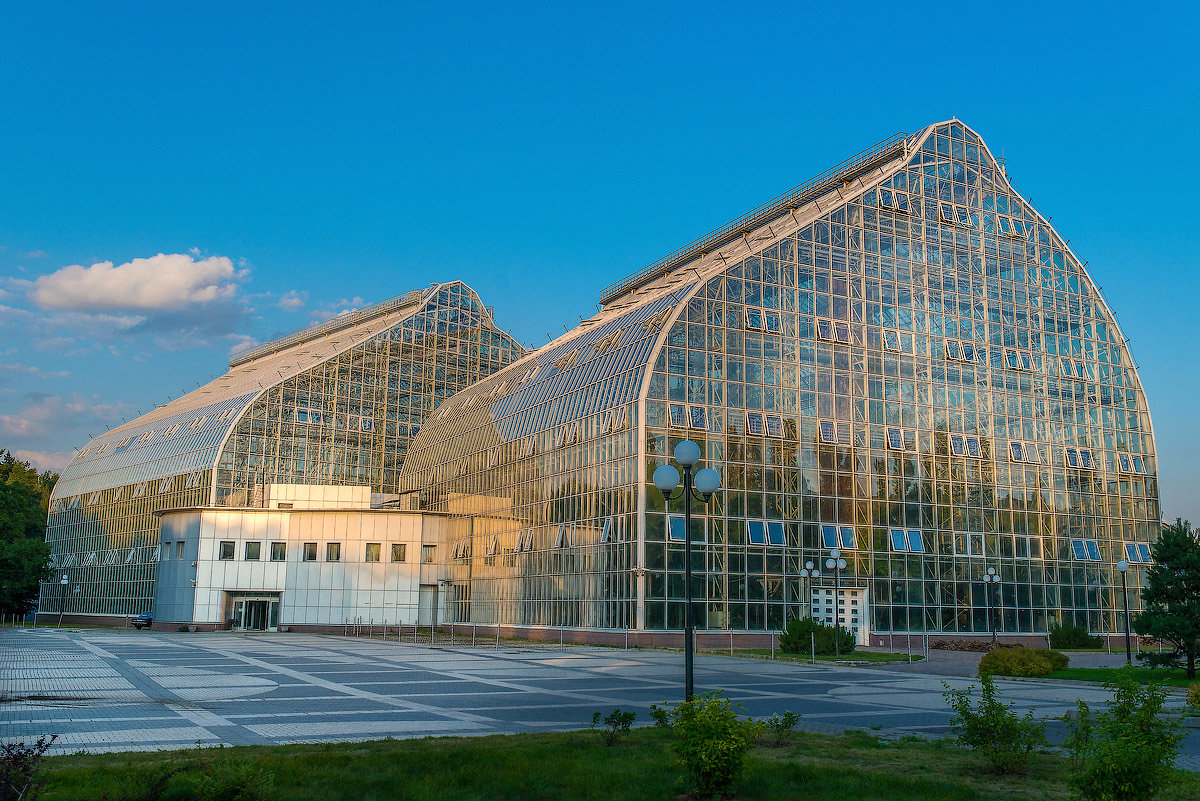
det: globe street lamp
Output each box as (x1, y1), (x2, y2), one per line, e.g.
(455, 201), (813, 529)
(653, 440), (721, 701)
(824, 549), (847, 659)
(982, 567), (1000, 642)
(1116, 560), (1132, 665)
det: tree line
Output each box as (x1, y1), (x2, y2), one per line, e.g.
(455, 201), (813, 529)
(0, 450), (57, 618)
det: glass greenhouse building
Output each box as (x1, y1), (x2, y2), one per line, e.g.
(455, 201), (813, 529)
(399, 120), (1159, 641)
(41, 282), (524, 620)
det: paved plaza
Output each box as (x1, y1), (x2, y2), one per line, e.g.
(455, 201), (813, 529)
(2, 627), (1197, 770)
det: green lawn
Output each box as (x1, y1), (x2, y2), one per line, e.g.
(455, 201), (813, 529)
(1047, 666), (1198, 688)
(37, 728), (1200, 801)
(704, 647), (923, 664)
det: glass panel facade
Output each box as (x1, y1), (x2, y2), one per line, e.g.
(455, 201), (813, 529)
(41, 281), (522, 617)
(399, 121), (1158, 635)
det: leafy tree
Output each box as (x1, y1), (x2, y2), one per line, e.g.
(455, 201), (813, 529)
(0, 451), (57, 618)
(1133, 518), (1200, 678)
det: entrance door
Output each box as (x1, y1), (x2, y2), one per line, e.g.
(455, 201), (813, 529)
(417, 584), (436, 627)
(228, 594), (280, 631)
(810, 586), (870, 646)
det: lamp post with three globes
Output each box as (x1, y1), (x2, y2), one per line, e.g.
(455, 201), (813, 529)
(653, 440), (721, 702)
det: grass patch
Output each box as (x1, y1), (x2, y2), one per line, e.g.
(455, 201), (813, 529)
(1047, 666), (1195, 688)
(37, 728), (1200, 801)
(702, 648), (924, 664)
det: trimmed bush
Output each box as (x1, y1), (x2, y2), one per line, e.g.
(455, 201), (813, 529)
(978, 646), (1068, 677)
(779, 616), (855, 656)
(1048, 622), (1102, 649)
(1187, 682), (1200, 711)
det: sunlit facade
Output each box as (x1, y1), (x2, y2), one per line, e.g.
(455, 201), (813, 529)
(41, 282), (523, 620)
(399, 121), (1158, 640)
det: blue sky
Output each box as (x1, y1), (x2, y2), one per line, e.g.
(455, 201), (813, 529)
(1, 2), (1197, 521)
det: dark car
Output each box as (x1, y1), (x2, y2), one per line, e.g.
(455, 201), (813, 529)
(130, 612), (153, 630)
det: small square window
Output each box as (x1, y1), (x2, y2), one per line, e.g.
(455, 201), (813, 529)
(668, 516), (686, 542)
(421, 545), (436, 564)
(1079, 449), (1094, 469)
(745, 308), (763, 329)
(1065, 448), (1080, 468)
(945, 340), (961, 361)
(816, 319), (833, 341)
(365, 543), (381, 562)
(966, 437), (981, 458)
(765, 415), (783, 438)
(1137, 544), (1151, 562)
(303, 543), (318, 561)
(689, 405), (707, 429)
(1133, 456), (1146, 474)
(1085, 540), (1101, 561)
(175, 541), (184, 560)
(1010, 442), (1025, 462)
(764, 312), (780, 332)
(391, 543), (407, 562)
(1118, 453), (1133, 473)
(600, 519), (612, 543)
(907, 530), (924, 553)
(819, 420), (837, 444)
(669, 404), (688, 427)
(840, 526), (856, 550)
(1070, 539), (1087, 560)
(162, 542), (171, 561)
(950, 434), (965, 456)
(821, 524), (838, 549)
(746, 412), (764, 436)
(270, 542), (286, 561)
(219, 541), (235, 560)
(244, 541), (261, 561)
(961, 343), (976, 362)
(889, 528), (907, 551)
(834, 323), (850, 344)
(883, 330), (900, 352)
(766, 522), (785, 546)
(1006, 350), (1021, 369)
(326, 543), (341, 562)
(886, 428), (905, 450)
(1125, 543), (1139, 563)
(747, 520), (766, 545)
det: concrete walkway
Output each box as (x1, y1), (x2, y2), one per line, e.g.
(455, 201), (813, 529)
(2, 628), (1196, 771)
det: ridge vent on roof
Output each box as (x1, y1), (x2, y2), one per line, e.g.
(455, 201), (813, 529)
(229, 286), (432, 368)
(599, 130), (910, 306)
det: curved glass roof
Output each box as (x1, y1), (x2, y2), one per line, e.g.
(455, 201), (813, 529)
(54, 282), (494, 499)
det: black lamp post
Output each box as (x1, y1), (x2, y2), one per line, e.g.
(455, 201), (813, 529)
(824, 549), (847, 659)
(1116, 560), (1132, 664)
(653, 440), (721, 702)
(983, 567), (999, 642)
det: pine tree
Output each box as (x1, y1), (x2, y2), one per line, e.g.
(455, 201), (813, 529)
(1133, 519), (1200, 678)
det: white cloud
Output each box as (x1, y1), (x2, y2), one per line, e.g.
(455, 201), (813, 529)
(277, 289), (307, 311)
(0, 363), (70, 378)
(30, 252), (245, 312)
(13, 449), (74, 473)
(228, 335), (260, 357)
(23, 250), (47, 258)
(310, 296), (364, 323)
(0, 392), (130, 444)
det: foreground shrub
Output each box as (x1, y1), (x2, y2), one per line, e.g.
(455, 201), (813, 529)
(591, 708), (636, 745)
(1, 735), (55, 801)
(1187, 682), (1200, 711)
(1065, 671), (1183, 800)
(943, 673), (1045, 773)
(758, 710), (801, 746)
(669, 691), (755, 797)
(978, 645), (1068, 677)
(1136, 649), (1182, 670)
(1048, 623), (1103, 650)
(779, 616), (855, 656)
